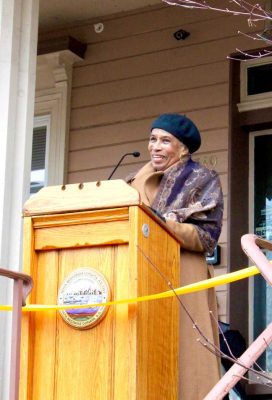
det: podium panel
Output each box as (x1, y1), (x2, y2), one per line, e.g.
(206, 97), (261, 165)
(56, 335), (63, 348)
(20, 183), (180, 400)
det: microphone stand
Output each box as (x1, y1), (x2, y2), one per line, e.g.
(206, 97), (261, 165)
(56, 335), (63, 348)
(108, 152), (140, 180)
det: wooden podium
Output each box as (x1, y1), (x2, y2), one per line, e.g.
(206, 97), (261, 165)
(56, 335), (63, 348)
(20, 180), (180, 400)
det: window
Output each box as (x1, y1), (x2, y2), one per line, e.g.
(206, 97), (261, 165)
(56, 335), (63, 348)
(249, 130), (272, 371)
(238, 56), (272, 112)
(30, 115), (50, 194)
(247, 63), (272, 96)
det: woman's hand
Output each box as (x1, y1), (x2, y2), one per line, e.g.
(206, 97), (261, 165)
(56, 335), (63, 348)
(164, 211), (178, 222)
(149, 207), (166, 222)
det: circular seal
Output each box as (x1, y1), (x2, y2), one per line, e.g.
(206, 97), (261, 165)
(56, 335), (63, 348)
(58, 267), (111, 329)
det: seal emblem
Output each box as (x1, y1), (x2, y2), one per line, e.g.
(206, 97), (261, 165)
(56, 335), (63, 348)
(58, 267), (111, 329)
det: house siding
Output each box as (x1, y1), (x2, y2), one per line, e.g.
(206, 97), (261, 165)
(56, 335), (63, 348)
(38, 4), (262, 322)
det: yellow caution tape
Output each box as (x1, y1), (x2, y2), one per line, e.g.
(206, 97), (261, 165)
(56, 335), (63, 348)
(0, 265), (260, 312)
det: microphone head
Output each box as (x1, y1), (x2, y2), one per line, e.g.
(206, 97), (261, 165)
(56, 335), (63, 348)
(132, 151), (140, 158)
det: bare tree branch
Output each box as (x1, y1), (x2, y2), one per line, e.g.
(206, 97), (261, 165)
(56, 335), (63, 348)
(163, 0), (272, 58)
(163, 0), (272, 22)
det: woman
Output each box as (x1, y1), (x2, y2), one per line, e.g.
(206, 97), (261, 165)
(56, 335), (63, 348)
(126, 113), (223, 399)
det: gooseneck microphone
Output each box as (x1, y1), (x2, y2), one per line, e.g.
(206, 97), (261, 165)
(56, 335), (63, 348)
(108, 151), (140, 180)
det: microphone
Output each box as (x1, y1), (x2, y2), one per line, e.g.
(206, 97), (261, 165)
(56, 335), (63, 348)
(108, 151), (140, 180)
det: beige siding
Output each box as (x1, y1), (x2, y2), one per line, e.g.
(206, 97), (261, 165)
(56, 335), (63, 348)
(39, 4), (263, 322)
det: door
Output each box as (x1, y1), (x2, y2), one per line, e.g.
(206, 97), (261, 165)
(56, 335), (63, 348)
(249, 130), (272, 371)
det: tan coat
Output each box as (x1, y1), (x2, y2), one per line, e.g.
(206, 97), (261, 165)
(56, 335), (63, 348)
(129, 162), (221, 400)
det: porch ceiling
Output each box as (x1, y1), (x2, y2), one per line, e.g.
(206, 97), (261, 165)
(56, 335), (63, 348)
(39, 0), (163, 31)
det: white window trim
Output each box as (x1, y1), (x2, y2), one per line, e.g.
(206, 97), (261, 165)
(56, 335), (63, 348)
(238, 56), (272, 112)
(35, 50), (83, 186)
(35, 88), (68, 186)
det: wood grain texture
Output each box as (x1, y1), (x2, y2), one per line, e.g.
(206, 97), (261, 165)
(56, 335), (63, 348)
(34, 219), (130, 250)
(55, 247), (116, 399)
(20, 217), (36, 400)
(23, 180), (140, 216)
(32, 207), (130, 228)
(132, 206), (180, 400)
(20, 204), (180, 399)
(31, 251), (59, 400)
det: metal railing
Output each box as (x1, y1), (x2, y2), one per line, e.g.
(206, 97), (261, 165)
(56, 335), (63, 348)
(0, 268), (33, 400)
(205, 234), (272, 399)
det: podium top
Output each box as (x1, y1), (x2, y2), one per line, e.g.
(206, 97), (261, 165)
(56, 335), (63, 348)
(23, 180), (141, 216)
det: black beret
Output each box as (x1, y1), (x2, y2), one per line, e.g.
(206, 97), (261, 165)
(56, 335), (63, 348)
(151, 113), (201, 153)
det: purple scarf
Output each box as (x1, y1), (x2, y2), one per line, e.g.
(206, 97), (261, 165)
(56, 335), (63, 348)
(152, 158), (223, 253)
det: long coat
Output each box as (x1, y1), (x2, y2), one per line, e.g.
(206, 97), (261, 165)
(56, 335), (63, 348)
(127, 159), (223, 400)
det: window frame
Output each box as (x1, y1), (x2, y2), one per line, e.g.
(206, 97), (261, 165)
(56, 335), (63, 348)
(238, 56), (272, 112)
(34, 88), (68, 186)
(248, 129), (272, 378)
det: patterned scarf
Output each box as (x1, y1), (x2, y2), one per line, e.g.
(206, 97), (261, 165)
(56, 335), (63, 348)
(152, 157), (223, 253)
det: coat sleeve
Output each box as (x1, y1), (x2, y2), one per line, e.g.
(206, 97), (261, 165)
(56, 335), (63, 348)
(165, 220), (204, 252)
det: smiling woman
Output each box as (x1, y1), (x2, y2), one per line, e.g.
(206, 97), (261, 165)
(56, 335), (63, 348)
(148, 129), (188, 171)
(126, 113), (224, 399)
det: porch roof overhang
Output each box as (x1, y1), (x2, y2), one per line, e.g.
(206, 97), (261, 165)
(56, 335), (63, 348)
(39, 0), (163, 32)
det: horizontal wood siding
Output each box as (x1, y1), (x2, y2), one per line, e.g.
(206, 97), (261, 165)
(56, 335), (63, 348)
(39, 4), (263, 322)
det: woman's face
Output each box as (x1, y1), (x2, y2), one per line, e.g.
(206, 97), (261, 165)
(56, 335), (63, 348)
(148, 129), (185, 171)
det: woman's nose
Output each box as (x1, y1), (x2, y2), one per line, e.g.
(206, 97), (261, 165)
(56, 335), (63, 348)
(153, 140), (161, 150)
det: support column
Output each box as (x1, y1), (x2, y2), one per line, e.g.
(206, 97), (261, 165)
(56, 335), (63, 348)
(0, 1), (39, 399)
